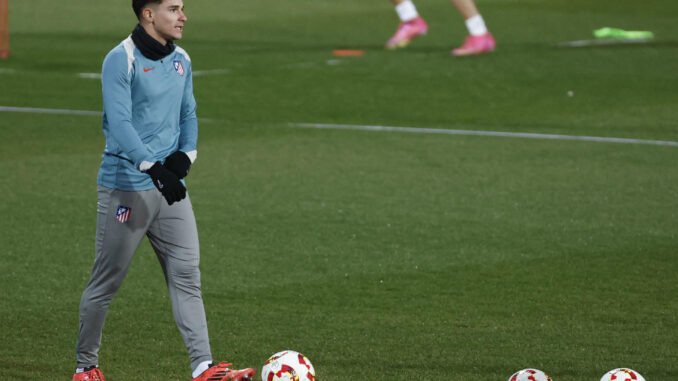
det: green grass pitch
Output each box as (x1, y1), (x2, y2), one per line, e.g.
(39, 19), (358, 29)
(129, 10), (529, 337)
(1, 0), (677, 380)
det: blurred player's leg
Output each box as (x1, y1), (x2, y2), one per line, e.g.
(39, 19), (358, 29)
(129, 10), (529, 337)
(385, 0), (428, 49)
(146, 193), (213, 375)
(450, 0), (495, 56)
(76, 186), (159, 369)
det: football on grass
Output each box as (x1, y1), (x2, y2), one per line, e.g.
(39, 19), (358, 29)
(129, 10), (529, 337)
(509, 368), (552, 381)
(600, 368), (645, 381)
(261, 350), (315, 381)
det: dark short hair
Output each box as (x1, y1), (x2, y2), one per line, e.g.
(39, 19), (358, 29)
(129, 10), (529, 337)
(132, 0), (164, 20)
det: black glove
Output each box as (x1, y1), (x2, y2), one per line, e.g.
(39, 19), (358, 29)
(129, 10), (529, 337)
(146, 162), (186, 205)
(164, 151), (192, 179)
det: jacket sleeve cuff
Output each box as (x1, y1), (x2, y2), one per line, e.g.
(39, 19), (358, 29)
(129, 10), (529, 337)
(184, 150), (197, 164)
(139, 160), (155, 172)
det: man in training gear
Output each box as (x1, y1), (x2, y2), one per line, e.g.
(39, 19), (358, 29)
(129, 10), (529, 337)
(73, 1), (255, 380)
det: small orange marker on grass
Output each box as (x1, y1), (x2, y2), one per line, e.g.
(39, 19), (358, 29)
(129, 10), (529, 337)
(332, 49), (364, 57)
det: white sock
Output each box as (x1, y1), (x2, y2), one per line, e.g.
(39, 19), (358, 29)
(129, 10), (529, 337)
(192, 360), (213, 379)
(465, 14), (488, 36)
(395, 1), (419, 22)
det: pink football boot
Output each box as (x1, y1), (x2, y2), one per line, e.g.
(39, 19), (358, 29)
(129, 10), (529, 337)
(452, 33), (496, 56)
(385, 16), (429, 49)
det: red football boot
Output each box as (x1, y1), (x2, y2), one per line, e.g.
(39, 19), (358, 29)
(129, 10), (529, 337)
(192, 362), (255, 381)
(72, 367), (106, 381)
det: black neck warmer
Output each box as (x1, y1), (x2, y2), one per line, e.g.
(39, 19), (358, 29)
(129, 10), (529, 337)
(131, 24), (175, 61)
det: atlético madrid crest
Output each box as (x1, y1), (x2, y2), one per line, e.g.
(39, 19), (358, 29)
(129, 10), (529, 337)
(173, 60), (185, 76)
(116, 205), (131, 223)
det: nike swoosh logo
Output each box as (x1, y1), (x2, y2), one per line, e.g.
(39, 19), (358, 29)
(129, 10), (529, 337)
(143, 67), (154, 72)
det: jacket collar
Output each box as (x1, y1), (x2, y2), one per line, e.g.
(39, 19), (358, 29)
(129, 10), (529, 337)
(131, 24), (176, 61)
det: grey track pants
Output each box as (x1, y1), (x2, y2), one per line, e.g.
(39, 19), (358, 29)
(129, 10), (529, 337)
(76, 185), (212, 371)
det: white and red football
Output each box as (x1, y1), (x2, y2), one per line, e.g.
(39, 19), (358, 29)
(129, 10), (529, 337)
(600, 368), (646, 381)
(509, 368), (552, 381)
(261, 350), (315, 381)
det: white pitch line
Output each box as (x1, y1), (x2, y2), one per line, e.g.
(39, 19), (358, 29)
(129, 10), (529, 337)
(0, 106), (102, 116)
(193, 68), (230, 76)
(0, 105), (218, 123)
(77, 73), (101, 79)
(2, 106), (675, 147)
(290, 123), (678, 147)
(557, 38), (653, 48)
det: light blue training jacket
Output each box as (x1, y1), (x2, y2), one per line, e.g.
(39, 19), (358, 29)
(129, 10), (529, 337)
(97, 36), (198, 191)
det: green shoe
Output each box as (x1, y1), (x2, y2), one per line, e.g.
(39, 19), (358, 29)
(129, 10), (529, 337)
(594, 27), (654, 40)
